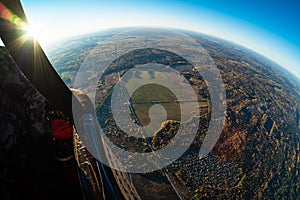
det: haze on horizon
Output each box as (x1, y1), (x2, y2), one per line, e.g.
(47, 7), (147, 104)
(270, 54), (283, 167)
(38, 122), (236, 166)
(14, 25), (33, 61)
(1, 0), (299, 79)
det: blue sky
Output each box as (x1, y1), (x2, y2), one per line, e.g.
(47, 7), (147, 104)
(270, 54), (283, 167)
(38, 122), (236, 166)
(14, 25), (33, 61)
(6, 0), (300, 78)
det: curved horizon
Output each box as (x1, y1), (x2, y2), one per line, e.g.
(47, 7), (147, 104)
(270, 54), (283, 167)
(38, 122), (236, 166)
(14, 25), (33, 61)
(1, 0), (299, 79)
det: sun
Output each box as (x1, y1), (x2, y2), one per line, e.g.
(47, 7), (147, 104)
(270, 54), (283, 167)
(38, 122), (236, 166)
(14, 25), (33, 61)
(22, 23), (40, 40)
(23, 25), (38, 39)
(19, 22), (50, 47)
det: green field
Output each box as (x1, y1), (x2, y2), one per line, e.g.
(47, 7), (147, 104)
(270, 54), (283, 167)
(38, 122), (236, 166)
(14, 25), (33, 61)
(126, 71), (190, 126)
(132, 102), (181, 126)
(125, 70), (188, 96)
(126, 71), (199, 126)
(130, 83), (177, 102)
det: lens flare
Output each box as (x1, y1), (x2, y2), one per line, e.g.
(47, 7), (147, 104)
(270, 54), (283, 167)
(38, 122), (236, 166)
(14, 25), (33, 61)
(22, 24), (39, 39)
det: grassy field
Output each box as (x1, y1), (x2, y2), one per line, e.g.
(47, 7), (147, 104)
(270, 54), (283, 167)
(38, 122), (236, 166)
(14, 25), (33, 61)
(126, 70), (201, 126)
(132, 102), (181, 126)
(125, 71), (189, 97)
(126, 71), (181, 126)
(130, 83), (177, 102)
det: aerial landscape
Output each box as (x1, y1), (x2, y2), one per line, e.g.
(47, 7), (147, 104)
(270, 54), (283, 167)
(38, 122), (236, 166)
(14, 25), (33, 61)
(0, 0), (299, 199)
(48, 28), (300, 199)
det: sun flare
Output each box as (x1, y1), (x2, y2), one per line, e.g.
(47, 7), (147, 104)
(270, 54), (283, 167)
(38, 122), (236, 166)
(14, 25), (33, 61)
(24, 25), (36, 38)
(22, 23), (40, 40)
